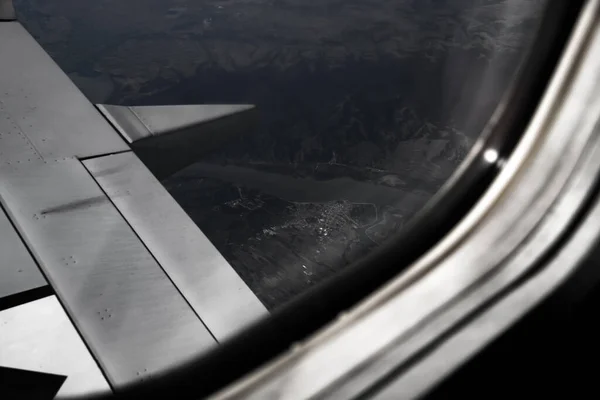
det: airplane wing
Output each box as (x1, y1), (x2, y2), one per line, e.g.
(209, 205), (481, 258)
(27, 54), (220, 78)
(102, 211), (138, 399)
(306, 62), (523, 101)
(0, 6), (267, 397)
(97, 104), (257, 179)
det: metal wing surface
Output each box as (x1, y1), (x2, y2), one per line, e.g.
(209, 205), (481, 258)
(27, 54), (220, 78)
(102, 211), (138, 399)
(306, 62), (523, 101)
(0, 8), (266, 396)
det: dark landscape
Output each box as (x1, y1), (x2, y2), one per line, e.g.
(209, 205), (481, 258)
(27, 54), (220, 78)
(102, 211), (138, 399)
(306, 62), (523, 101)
(15, 0), (544, 309)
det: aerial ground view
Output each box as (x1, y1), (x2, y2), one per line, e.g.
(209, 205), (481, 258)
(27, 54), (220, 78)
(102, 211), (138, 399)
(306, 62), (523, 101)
(14, 0), (543, 309)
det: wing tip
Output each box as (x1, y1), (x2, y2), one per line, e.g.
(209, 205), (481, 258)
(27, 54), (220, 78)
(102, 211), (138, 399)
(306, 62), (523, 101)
(97, 103), (259, 178)
(96, 103), (258, 143)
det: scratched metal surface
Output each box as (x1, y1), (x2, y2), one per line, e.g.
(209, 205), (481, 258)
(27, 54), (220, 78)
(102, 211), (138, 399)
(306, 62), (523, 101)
(84, 152), (268, 341)
(0, 296), (112, 398)
(0, 158), (216, 388)
(0, 204), (46, 300)
(0, 22), (127, 160)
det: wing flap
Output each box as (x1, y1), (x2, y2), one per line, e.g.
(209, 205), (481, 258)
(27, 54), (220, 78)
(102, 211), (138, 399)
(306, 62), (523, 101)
(83, 152), (267, 341)
(0, 158), (216, 388)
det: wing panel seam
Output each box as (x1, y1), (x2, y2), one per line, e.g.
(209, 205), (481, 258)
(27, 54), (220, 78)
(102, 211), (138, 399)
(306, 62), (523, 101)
(80, 159), (220, 343)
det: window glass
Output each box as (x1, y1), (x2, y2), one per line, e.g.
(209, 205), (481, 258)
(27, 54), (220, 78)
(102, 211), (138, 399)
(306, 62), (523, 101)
(17, 0), (545, 310)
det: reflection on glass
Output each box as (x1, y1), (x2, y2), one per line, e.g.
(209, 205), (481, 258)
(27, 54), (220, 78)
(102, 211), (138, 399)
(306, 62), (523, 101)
(483, 149), (500, 164)
(19, 0), (545, 310)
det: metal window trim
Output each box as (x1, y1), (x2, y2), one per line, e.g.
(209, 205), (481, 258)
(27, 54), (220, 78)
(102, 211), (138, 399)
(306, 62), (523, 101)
(208, 0), (600, 398)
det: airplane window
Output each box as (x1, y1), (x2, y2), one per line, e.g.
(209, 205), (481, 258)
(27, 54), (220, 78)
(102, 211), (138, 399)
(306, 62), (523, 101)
(16, 0), (545, 313)
(3, 0), (583, 398)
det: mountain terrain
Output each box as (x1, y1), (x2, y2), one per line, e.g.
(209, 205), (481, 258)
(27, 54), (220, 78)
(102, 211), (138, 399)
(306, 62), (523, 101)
(14, 0), (544, 309)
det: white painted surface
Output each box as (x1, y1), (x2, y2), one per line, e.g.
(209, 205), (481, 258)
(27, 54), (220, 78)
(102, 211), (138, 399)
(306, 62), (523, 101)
(0, 296), (111, 398)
